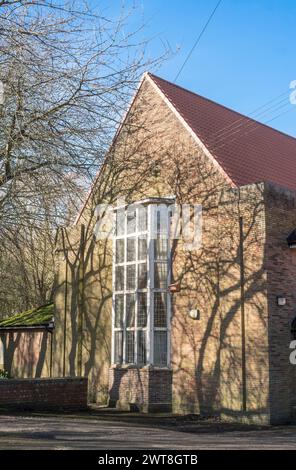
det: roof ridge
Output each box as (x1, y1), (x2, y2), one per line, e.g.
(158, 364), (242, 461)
(148, 72), (296, 143)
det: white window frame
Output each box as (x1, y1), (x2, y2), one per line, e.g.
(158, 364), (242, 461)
(111, 197), (174, 367)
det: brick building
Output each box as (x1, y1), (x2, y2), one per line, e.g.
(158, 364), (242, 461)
(53, 73), (296, 424)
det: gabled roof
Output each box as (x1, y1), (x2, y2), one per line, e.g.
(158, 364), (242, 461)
(75, 72), (296, 224)
(0, 304), (54, 330)
(148, 73), (296, 191)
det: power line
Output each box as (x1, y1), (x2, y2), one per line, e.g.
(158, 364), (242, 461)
(171, 0), (295, 151)
(209, 103), (296, 155)
(174, 0), (223, 83)
(209, 90), (291, 142)
(209, 94), (291, 148)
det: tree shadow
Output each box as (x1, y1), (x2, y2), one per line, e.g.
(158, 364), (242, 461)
(51, 76), (293, 423)
(0, 330), (50, 378)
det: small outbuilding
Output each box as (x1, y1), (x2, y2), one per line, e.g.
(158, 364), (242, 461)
(0, 304), (54, 378)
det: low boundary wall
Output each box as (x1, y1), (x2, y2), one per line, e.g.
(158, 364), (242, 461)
(0, 377), (87, 411)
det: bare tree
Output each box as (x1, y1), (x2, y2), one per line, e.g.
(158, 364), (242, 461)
(0, 178), (80, 316)
(0, 0), (166, 315)
(0, 0), (165, 226)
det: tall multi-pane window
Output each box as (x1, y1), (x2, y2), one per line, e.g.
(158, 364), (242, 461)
(112, 199), (172, 367)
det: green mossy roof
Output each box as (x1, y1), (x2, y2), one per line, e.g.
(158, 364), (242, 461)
(0, 303), (54, 328)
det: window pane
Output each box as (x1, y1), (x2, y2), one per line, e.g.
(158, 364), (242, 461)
(154, 331), (167, 367)
(138, 292), (147, 327)
(127, 209), (136, 234)
(138, 237), (147, 261)
(138, 330), (147, 365)
(114, 202), (172, 368)
(127, 237), (136, 262)
(126, 265), (136, 290)
(154, 238), (168, 260)
(138, 263), (147, 289)
(154, 292), (167, 327)
(115, 266), (124, 291)
(152, 206), (167, 237)
(154, 262), (167, 289)
(114, 294), (124, 328)
(138, 205), (147, 232)
(126, 331), (135, 363)
(157, 210), (161, 233)
(116, 210), (125, 236)
(114, 331), (123, 364)
(116, 239), (124, 264)
(126, 293), (135, 327)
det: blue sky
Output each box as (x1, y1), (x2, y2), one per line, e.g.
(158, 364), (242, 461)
(95, 0), (296, 137)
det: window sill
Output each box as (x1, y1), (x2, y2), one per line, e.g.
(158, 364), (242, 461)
(110, 363), (172, 371)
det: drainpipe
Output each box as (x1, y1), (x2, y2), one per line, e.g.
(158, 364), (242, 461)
(49, 329), (53, 378)
(63, 233), (68, 378)
(239, 215), (247, 412)
(77, 224), (85, 377)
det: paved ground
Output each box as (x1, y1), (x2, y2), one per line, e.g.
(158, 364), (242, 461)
(0, 408), (296, 449)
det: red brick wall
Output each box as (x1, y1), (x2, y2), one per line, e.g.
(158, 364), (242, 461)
(0, 377), (87, 411)
(109, 367), (172, 412)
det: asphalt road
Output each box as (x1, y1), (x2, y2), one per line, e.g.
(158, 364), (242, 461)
(0, 410), (296, 449)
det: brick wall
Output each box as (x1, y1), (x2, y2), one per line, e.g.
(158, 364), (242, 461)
(0, 330), (51, 379)
(265, 182), (296, 424)
(53, 74), (228, 409)
(171, 182), (269, 422)
(53, 75), (295, 424)
(0, 377), (87, 411)
(108, 367), (172, 412)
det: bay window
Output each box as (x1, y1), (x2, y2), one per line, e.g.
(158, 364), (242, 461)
(112, 198), (173, 367)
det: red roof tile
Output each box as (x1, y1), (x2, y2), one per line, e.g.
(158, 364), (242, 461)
(149, 73), (296, 191)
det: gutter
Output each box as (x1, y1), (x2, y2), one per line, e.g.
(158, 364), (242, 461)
(0, 324), (54, 333)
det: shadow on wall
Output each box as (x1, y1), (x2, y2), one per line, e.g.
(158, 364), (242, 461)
(53, 223), (113, 404)
(0, 329), (52, 378)
(170, 181), (269, 420)
(108, 367), (172, 412)
(51, 84), (175, 403)
(52, 182), (270, 418)
(50, 79), (283, 421)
